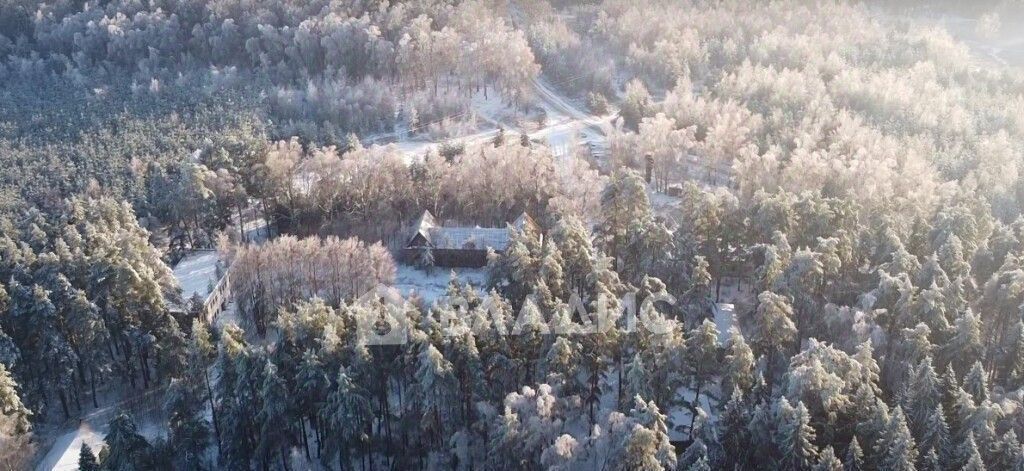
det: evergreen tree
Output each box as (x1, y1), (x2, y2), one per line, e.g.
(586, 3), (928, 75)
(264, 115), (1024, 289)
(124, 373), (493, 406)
(682, 256), (715, 322)
(853, 340), (882, 395)
(920, 449), (940, 471)
(813, 446), (843, 471)
(597, 169), (654, 271)
(322, 367), (372, 470)
(685, 319), (719, 436)
(1004, 319), (1024, 387)
(628, 396), (677, 469)
(294, 349), (327, 459)
(940, 363), (960, 418)
(723, 327), (756, 395)
(0, 363), (30, 434)
(718, 388), (751, 469)
(963, 361), (989, 404)
(753, 291), (797, 383)
(904, 356), (940, 438)
(624, 353), (651, 402)
(685, 455), (711, 471)
(962, 432), (987, 471)
(543, 336), (580, 393)
(776, 398), (818, 470)
(100, 413), (152, 471)
(844, 437), (864, 471)
(945, 309), (983, 374)
(853, 382), (889, 467)
(78, 443), (100, 471)
(875, 406), (917, 471)
(917, 404), (949, 467)
(163, 378), (210, 470)
(991, 430), (1023, 471)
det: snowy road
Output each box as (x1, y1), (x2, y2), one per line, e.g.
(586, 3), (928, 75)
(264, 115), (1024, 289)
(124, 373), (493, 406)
(390, 76), (612, 164)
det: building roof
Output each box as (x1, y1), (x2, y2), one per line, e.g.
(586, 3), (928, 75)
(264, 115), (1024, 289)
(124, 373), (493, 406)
(406, 210), (536, 251)
(172, 250), (222, 302)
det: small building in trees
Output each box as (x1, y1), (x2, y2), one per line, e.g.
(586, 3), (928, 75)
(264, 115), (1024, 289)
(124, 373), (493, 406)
(402, 210), (539, 268)
(170, 250), (231, 323)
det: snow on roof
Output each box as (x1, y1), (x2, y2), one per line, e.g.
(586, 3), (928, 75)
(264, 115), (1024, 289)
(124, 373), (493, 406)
(427, 227), (510, 250)
(407, 210), (534, 251)
(172, 250), (222, 302)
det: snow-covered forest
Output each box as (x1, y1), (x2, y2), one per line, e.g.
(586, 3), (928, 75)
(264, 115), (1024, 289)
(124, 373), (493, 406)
(2, 0), (1024, 469)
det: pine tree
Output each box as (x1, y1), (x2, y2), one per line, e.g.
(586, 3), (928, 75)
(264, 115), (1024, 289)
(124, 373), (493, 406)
(776, 398), (818, 470)
(0, 363), (30, 434)
(163, 378), (210, 470)
(294, 349), (327, 459)
(597, 169), (654, 270)
(940, 363), (960, 417)
(904, 356), (940, 438)
(853, 382), (889, 466)
(911, 282), (949, 334)
(414, 343), (455, 445)
(543, 336), (579, 392)
(990, 430), (1023, 470)
(875, 406), (917, 471)
(963, 361), (989, 404)
(1003, 319), (1024, 387)
(624, 353), (651, 402)
(322, 367), (372, 470)
(844, 437), (864, 471)
(685, 319), (719, 436)
(256, 360), (291, 470)
(853, 340), (881, 395)
(628, 396), (677, 469)
(813, 446), (843, 471)
(78, 443), (100, 471)
(723, 327), (755, 395)
(682, 256), (715, 322)
(949, 387), (977, 449)
(962, 432), (987, 471)
(685, 455), (711, 471)
(920, 449), (940, 471)
(100, 413), (152, 471)
(612, 416), (674, 470)
(917, 404), (949, 467)
(678, 438), (709, 471)
(718, 388), (751, 469)
(752, 291), (797, 383)
(945, 309), (983, 373)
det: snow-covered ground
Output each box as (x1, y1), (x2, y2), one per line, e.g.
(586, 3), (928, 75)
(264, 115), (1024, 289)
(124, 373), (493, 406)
(35, 388), (167, 471)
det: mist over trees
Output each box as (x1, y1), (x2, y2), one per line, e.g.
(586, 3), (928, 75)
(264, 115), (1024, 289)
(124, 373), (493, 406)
(2, 0), (1024, 469)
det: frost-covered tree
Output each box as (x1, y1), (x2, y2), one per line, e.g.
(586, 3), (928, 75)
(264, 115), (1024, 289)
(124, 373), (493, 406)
(875, 407), (917, 471)
(0, 363), (29, 435)
(775, 397), (818, 470)
(752, 291), (798, 382)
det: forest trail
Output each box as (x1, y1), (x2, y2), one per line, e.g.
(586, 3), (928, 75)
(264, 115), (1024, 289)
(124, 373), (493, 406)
(35, 387), (166, 471)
